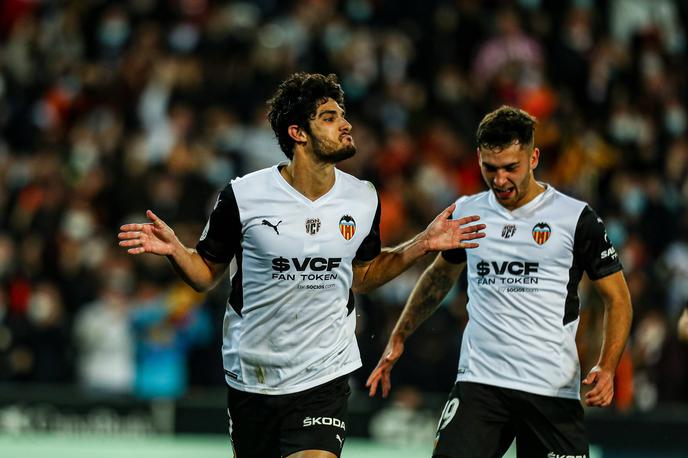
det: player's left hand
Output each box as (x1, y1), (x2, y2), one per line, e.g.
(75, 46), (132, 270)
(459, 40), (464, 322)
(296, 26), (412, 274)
(366, 334), (405, 398)
(422, 203), (486, 252)
(582, 365), (615, 407)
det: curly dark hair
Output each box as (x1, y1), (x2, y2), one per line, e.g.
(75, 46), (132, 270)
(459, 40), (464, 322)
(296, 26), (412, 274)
(476, 106), (537, 151)
(267, 73), (345, 159)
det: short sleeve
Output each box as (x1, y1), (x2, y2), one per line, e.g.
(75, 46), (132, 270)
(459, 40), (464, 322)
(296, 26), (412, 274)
(355, 195), (382, 262)
(195, 184), (241, 263)
(573, 205), (623, 280)
(442, 246), (467, 264)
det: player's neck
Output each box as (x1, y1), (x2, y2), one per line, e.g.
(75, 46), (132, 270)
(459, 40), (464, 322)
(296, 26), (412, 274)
(509, 180), (546, 210)
(500, 178), (547, 212)
(281, 153), (336, 201)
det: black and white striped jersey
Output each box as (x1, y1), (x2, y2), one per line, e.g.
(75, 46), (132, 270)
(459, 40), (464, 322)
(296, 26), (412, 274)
(196, 163), (381, 395)
(442, 185), (622, 399)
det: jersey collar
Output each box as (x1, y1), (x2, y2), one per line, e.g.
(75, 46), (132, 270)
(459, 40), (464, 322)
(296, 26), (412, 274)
(273, 161), (340, 206)
(488, 182), (554, 219)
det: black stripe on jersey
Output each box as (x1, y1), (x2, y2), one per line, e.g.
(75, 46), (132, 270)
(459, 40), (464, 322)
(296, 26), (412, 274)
(565, 205), (623, 325)
(346, 289), (355, 316)
(355, 195), (382, 262)
(196, 183), (245, 316)
(196, 184), (242, 263)
(229, 248), (244, 316)
(564, 255), (584, 326)
(441, 247), (467, 264)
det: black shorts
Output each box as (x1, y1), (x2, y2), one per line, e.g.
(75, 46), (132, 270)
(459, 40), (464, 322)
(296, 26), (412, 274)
(226, 375), (350, 458)
(433, 382), (589, 458)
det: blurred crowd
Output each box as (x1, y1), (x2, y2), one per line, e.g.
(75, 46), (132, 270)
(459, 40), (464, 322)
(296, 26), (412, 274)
(0, 0), (687, 411)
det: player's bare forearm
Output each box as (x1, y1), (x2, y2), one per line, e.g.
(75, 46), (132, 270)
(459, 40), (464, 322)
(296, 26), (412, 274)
(352, 205), (484, 293)
(352, 236), (429, 293)
(365, 255), (463, 398)
(593, 271), (633, 372)
(583, 272), (632, 407)
(392, 255), (464, 341)
(166, 244), (226, 293)
(118, 210), (227, 292)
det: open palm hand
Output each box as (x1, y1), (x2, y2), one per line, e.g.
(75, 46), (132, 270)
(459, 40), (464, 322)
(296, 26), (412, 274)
(118, 210), (179, 256)
(422, 203), (486, 252)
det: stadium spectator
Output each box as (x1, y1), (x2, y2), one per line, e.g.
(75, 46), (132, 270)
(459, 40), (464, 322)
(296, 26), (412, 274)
(130, 281), (211, 400)
(73, 255), (135, 395)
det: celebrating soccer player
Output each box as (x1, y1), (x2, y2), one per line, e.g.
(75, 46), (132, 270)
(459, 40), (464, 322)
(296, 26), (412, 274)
(118, 72), (485, 458)
(367, 106), (633, 458)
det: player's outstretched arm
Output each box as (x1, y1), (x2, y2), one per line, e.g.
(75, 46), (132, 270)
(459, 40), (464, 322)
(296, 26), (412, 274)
(582, 271), (633, 407)
(366, 255), (465, 398)
(352, 203), (484, 293)
(118, 210), (228, 292)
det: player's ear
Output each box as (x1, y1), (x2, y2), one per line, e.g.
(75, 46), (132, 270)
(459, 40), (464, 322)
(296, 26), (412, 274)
(530, 147), (540, 170)
(288, 125), (308, 144)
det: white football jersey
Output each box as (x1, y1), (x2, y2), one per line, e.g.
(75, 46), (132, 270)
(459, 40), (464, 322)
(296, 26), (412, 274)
(196, 163), (381, 395)
(442, 185), (622, 399)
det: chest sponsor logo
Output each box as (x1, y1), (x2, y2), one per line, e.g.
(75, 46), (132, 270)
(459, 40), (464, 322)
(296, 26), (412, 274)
(477, 260), (539, 276)
(272, 257), (341, 272)
(532, 222), (551, 245)
(305, 218), (321, 235)
(271, 257), (341, 285)
(339, 215), (356, 240)
(475, 260), (540, 290)
(262, 219), (282, 235)
(501, 224), (517, 239)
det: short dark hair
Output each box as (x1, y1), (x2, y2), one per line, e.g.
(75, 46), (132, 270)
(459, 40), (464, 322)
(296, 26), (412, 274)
(476, 106), (537, 151)
(267, 73), (345, 159)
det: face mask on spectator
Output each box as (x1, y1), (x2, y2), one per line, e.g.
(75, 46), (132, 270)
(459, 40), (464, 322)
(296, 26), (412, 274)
(665, 105), (687, 137)
(99, 17), (130, 49)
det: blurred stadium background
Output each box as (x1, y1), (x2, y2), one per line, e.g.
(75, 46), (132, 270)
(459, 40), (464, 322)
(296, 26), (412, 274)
(1, 0), (687, 457)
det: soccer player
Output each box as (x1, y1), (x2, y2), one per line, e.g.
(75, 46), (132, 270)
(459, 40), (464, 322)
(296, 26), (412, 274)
(367, 106), (633, 458)
(118, 73), (485, 458)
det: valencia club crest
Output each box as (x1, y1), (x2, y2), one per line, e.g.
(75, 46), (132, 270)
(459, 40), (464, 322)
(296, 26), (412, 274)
(532, 222), (551, 245)
(339, 215), (356, 240)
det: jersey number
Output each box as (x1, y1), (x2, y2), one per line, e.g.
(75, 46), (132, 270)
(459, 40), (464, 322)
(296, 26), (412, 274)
(437, 398), (459, 431)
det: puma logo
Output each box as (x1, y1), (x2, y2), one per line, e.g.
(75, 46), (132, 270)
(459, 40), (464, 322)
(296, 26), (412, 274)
(262, 219), (282, 235)
(336, 434), (343, 448)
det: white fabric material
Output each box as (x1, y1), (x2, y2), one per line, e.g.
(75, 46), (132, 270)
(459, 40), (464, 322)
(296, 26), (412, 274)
(223, 165), (378, 394)
(454, 186), (593, 399)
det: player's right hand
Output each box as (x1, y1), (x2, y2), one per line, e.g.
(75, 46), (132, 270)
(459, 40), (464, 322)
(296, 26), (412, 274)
(421, 203), (486, 252)
(118, 210), (179, 256)
(366, 335), (404, 398)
